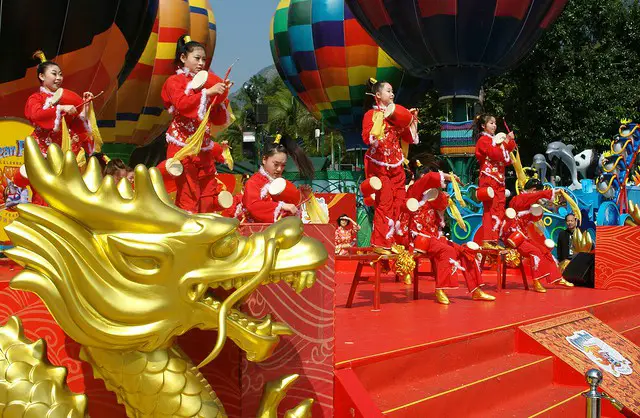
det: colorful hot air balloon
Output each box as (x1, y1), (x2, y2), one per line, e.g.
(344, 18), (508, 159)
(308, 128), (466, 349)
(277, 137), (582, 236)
(270, 0), (428, 150)
(97, 0), (217, 147)
(344, 0), (567, 99)
(0, 0), (158, 119)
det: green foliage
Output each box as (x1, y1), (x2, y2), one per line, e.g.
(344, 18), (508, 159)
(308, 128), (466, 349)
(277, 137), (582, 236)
(483, 0), (640, 157)
(411, 0), (640, 162)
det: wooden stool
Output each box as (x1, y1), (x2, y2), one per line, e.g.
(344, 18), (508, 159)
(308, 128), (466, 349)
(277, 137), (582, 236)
(340, 248), (394, 311)
(412, 255), (437, 300)
(479, 248), (529, 291)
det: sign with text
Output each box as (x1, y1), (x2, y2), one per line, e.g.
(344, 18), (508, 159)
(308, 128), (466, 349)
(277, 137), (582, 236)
(521, 311), (640, 415)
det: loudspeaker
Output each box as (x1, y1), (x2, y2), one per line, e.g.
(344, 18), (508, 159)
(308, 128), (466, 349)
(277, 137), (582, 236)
(563, 253), (595, 288)
(255, 104), (269, 124)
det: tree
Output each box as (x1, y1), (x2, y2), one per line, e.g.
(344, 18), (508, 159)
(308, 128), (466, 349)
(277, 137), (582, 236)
(482, 0), (640, 158)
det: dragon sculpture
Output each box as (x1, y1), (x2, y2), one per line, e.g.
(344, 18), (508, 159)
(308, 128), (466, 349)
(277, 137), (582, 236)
(597, 119), (640, 212)
(3, 138), (328, 417)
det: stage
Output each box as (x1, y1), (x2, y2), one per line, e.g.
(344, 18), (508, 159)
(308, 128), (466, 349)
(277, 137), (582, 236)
(333, 260), (640, 417)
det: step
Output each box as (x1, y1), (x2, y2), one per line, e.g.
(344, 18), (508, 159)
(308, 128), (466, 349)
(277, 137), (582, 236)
(382, 354), (556, 417)
(354, 329), (517, 396)
(592, 294), (640, 332)
(471, 382), (586, 418)
(621, 324), (640, 345)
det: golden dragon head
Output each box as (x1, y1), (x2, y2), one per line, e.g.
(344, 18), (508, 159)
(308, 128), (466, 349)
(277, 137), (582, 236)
(5, 138), (327, 368)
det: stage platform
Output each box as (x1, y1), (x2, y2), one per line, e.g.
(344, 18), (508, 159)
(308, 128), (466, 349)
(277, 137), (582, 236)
(334, 260), (640, 417)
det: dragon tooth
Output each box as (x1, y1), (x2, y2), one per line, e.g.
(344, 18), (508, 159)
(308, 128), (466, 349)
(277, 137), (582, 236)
(221, 280), (233, 290)
(246, 322), (257, 332)
(233, 278), (244, 288)
(256, 317), (272, 336)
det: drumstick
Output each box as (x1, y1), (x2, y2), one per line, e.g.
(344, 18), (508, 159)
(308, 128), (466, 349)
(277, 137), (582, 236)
(74, 91), (105, 109)
(223, 58), (239, 81)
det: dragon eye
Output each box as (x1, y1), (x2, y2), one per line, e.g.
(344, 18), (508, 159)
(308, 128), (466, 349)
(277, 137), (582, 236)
(211, 234), (239, 259)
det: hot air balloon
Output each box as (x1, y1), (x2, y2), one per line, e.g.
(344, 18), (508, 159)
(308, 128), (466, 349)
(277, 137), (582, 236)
(97, 0), (217, 148)
(270, 0), (428, 150)
(0, 0), (158, 119)
(344, 0), (568, 99)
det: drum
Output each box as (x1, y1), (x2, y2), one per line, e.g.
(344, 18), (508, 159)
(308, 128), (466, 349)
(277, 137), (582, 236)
(413, 234), (430, 254)
(507, 230), (526, 248)
(505, 207), (517, 220)
(423, 188), (439, 202)
(405, 198), (420, 212)
(465, 241), (480, 252)
(530, 204), (543, 217)
(50, 88), (83, 107)
(383, 103), (414, 129)
(476, 186), (495, 202)
(14, 165), (29, 188)
(360, 176), (382, 197)
(269, 177), (301, 205)
(217, 191), (233, 210)
(493, 132), (507, 145)
(157, 158), (184, 177)
(544, 239), (555, 250)
(363, 194), (376, 206)
(190, 70), (229, 102)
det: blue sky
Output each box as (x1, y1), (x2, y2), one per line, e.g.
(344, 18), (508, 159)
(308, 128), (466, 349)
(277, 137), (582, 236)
(210, 1), (280, 91)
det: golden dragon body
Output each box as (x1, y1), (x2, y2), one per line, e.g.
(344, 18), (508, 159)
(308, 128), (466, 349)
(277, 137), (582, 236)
(2, 138), (327, 417)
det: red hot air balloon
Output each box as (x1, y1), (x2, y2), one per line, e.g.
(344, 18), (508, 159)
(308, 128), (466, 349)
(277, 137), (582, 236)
(0, 0), (158, 119)
(344, 0), (568, 99)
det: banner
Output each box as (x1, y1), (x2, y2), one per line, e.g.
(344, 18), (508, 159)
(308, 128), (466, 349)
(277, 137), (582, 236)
(0, 120), (32, 249)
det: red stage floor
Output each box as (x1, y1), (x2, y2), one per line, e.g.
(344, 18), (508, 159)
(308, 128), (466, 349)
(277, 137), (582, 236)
(334, 261), (640, 417)
(335, 267), (638, 367)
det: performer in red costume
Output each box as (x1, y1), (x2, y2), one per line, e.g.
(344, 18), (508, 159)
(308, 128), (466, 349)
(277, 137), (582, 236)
(335, 215), (360, 256)
(221, 175), (249, 220)
(474, 114), (516, 244)
(241, 135), (314, 223)
(362, 78), (419, 249)
(161, 35), (233, 213)
(501, 179), (575, 292)
(405, 169), (496, 304)
(24, 51), (94, 157)
(24, 51), (96, 206)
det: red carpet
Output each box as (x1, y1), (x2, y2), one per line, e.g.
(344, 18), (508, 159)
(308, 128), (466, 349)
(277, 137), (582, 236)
(334, 260), (640, 417)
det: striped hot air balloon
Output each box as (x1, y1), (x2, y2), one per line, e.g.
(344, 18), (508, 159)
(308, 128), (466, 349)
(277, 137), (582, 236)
(344, 0), (568, 99)
(97, 0), (217, 147)
(270, 0), (428, 150)
(0, 0), (157, 120)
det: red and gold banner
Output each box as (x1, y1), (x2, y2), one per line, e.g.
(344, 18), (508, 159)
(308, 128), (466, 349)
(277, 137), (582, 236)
(595, 226), (640, 290)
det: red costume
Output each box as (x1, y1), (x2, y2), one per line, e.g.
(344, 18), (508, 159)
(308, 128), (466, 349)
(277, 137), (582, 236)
(411, 189), (484, 292)
(475, 133), (516, 242)
(362, 106), (418, 248)
(25, 87), (94, 206)
(335, 225), (358, 256)
(501, 190), (562, 283)
(24, 87), (93, 156)
(161, 68), (232, 213)
(221, 193), (244, 220)
(241, 167), (296, 223)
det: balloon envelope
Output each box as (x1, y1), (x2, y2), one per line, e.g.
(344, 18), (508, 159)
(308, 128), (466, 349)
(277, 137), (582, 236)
(270, 0), (429, 150)
(0, 0), (158, 119)
(344, 0), (567, 99)
(97, 0), (217, 146)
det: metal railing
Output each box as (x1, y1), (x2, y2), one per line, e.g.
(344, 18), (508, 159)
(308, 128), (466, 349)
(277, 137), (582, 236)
(583, 369), (634, 417)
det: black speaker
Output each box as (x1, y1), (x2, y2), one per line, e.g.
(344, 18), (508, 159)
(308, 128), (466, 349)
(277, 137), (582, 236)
(255, 104), (269, 124)
(563, 253), (595, 288)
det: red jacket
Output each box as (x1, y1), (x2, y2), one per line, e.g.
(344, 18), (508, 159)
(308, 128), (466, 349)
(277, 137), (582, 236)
(501, 190), (554, 239)
(475, 133), (516, 185)
(161, 69), (230, 154)
(241, 168), (296, 223)
(24, 87), (92, 154)
(362, 107), (417, 169)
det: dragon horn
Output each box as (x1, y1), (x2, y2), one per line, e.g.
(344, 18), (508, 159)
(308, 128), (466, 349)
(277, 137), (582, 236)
(23, 137), (188, 233)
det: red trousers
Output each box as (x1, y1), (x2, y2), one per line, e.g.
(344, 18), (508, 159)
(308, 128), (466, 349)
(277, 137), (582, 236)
(365, 160), (406, 248)
(477, 175), (506, 242)
(167, 144), (220, 213)
(516, 240), (562, 283)
(421, 236), (484, 292)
